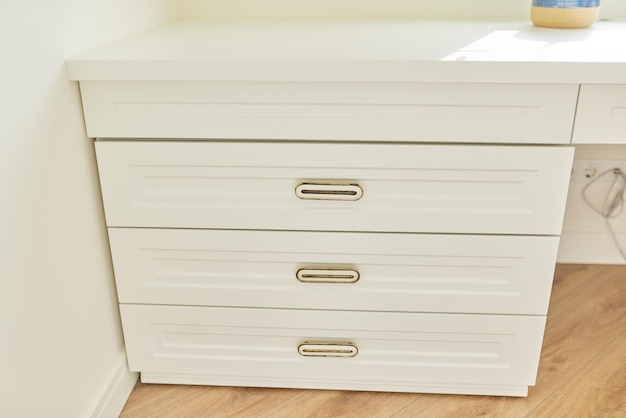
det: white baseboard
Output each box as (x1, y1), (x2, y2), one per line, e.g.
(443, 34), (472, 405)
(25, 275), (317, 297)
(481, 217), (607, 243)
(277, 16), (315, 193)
(558, 231), (626, 264)
(81, 349), (139, 418)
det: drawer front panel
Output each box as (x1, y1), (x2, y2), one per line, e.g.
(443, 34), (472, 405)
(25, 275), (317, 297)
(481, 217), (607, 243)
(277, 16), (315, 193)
(96, 142), (574, 235)
(121, 305), (546, 388)
(81, 81), (577, 144)
(110, 229), (559, 315)
(573, 85), (626, 144)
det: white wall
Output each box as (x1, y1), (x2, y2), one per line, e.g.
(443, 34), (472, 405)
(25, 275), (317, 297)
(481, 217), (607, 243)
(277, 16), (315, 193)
(178, 0), (626, 20)
(559, 146), (626, 264)
(0, 1), (176, 417)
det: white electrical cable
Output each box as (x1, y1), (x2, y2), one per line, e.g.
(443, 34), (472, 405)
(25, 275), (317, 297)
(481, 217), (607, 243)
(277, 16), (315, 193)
(582, 168), (626, 260)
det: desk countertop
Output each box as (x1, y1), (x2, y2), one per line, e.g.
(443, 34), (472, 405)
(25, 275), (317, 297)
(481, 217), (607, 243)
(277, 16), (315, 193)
(66, 19), (626, 83)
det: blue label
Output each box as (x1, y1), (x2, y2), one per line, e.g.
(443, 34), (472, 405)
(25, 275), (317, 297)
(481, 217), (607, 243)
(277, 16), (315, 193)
(533, 0), (600, 7)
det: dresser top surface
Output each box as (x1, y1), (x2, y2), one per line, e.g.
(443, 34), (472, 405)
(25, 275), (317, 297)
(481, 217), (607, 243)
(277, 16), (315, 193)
(67, 19), (626, 83)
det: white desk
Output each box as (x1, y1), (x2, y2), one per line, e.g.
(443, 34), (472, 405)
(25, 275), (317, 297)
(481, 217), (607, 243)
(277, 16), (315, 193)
(67, 20), (626, 396)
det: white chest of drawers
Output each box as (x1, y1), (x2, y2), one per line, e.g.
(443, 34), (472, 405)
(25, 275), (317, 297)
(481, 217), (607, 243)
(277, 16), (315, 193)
(66, 19), (626, 397)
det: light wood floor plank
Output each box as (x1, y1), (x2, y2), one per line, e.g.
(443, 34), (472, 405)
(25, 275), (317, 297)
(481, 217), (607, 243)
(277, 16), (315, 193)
(122, 386), (300, 418)
(527, 330), (626, 418)
(392, 394), (531, 418)
(258, 389), (420, 418)
(535, 264), (626, 394)
(548, 264), (609, 307)
(121, 383), (190, 415)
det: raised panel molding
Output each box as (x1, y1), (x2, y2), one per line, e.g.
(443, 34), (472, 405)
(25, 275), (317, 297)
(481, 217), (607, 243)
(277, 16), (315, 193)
(109, 228), (559, 315)
(96, 141), (574, 235)
(81, 81), (578, 143)
(120, 305), (546, 395)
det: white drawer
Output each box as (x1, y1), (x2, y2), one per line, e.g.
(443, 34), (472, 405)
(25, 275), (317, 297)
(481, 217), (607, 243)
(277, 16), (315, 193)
(96, 141), (574, 235)
(110, 229), (559, 315)
(573, 85), (626, 144)
(121, 305), (546, 396)
(80, 81), (577, 144)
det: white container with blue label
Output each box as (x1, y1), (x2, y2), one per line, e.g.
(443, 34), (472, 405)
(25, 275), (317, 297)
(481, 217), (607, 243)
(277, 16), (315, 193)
(531, 0), (601, 28)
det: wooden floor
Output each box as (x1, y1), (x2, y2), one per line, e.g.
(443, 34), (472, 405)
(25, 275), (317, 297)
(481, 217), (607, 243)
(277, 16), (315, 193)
(119, 264), (626, 418)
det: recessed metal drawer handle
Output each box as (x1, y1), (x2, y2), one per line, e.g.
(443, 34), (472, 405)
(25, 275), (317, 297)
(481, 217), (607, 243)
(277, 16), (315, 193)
(298, 342), (359, 358)
(295, 183), (363, 201)
(296, 268), (360, 284)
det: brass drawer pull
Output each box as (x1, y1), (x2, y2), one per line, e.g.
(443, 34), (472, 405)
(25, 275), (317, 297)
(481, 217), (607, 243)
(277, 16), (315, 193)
(296, 268), (360, 284)
(295, 183), (363, 201)
(298, 342), (359, 358)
